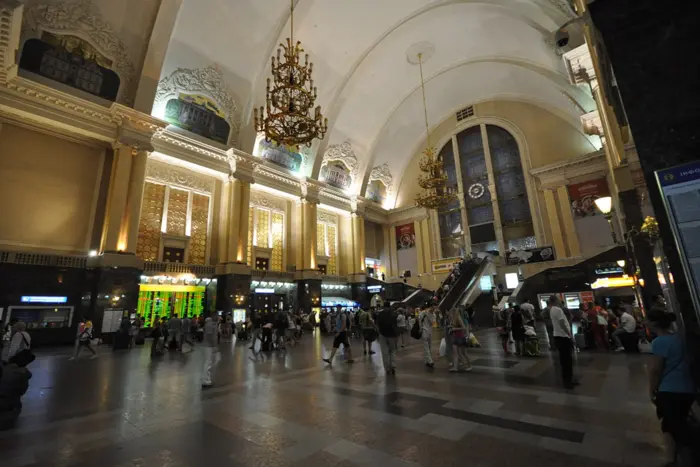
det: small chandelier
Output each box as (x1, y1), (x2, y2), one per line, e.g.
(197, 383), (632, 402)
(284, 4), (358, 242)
(254, 0), (328, 148)
(414, 52), (456, 210)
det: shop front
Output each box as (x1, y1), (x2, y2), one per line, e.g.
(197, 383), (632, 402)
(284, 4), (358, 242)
(0, 263), (88, 346)
(249, 280), (296, 321)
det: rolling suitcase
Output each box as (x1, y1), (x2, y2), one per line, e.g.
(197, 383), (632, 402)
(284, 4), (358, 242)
(575, 332), (587, 350)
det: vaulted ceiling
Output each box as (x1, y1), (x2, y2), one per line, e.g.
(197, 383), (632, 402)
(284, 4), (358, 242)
(159, 0), (594, 202)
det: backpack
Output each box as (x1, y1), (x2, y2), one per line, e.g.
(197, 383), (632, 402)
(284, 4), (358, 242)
(410, 316), (422, 340)
(9, 332), (35, 367)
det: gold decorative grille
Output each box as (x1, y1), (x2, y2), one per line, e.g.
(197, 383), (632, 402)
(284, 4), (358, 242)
(246, 207), (254, 265)
(189, 193), (210, 265)
(327, 224), (337, 275)
(271, 212), (284, 271)
(255, 208), (270, 248)
(166, 188), (188, 237)
(135, 182), (165, 261)
(317, 223), (326, 255)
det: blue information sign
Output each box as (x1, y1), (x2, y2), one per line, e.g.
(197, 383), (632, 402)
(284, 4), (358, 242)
(657, 161), (700, 187)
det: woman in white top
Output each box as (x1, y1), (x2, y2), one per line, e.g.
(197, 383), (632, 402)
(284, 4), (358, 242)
(8, 321), (31, 360)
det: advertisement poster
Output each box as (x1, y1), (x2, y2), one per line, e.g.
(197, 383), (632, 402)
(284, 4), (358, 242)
(505, 247), (555, 265)
(568, 178), (610, 218)
(431, 257), (462, 273)
(396, 223), (416, 250)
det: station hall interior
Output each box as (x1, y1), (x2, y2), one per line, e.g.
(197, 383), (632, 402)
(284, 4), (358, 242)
(0, 1), (698, 466)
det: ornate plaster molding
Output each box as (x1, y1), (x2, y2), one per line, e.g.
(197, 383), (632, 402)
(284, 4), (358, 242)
(153, 130), (228, 163)
(322, 142), (359, 180)
(300, 177), (322, 204)
(22, 0), (136, 105)
(0, 3), (22, 84)
(250, 191), (286, 212)
(146, 159), (215, 194)
(226, 149), (257, 183)
(368, 163), (394, 193)
(581, 110), (603, 137)
(317, 210), (338, 225)
(155, 66), (240, 145)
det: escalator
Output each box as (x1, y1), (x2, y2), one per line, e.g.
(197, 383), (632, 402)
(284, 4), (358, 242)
(439, 256), (495, 312)
(437, 258), (483, 312)
(401, 287), (434, 308)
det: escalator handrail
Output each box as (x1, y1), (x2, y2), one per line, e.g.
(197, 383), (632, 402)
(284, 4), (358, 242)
(437, 259), (480, 311)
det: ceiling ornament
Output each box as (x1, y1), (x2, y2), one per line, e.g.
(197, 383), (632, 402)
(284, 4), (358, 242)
(412, 48), (456, 211)
(22, 0), (136, 105)
(254, 0), (327, 148)
(155, 66), (240, 144)
(145, 159), (215, 194)
(322, 142), (359, 179)
(250, 192), (286, 213)
(369, 163), (394, 193)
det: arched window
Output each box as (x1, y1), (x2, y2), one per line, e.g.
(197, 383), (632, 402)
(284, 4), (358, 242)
(486, 125), (535, 250)
(437, 142), (464, 258)
(436, 123), (535, 258)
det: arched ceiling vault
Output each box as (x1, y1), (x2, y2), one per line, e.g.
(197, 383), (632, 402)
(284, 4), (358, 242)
(162, 0), (586, 198)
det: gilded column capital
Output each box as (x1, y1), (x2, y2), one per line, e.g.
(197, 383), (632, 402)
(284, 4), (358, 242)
(113, 125), (155, 154)
(300, 177), (322, 204)
(226, 149), (257, 184)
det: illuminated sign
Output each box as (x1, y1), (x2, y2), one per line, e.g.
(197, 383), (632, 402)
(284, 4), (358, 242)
(590, 276), (635, 289)
(367, 285), (383, 292)
(505, 273), (519, 290)
(21, 296), (68, 304)
(255, 288), (275, 294)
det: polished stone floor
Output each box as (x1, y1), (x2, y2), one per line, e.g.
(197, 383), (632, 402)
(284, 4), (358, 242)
(0, 326), (665, 467)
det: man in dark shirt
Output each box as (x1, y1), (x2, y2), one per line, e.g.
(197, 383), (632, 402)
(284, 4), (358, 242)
(376, 306), (399, 375)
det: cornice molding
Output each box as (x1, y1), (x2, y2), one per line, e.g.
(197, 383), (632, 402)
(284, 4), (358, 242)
(531, 150), (608, 186)
(0, 2), (22, 85)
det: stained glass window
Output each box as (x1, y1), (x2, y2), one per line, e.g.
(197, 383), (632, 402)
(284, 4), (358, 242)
(136, 182), (166, 261)
(271, 212), (284, 271)
(327, 224), (338, 275)
(317, 223), (327, 255)
(255, 209), (270, 248)
(247, 207), (254, 266)
(166, 188), (188, 237)
(189, 193), (209, 265)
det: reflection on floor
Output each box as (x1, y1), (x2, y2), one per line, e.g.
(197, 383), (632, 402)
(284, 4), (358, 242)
(0, 325), (664, 467)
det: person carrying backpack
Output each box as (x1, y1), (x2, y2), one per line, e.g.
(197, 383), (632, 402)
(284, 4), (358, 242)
(376, 305), (399, 375)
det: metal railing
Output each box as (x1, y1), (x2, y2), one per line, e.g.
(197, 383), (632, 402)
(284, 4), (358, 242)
(251, 269), (295, 280)
(143, 261), (215, 276)
(0, 250), (87, 268)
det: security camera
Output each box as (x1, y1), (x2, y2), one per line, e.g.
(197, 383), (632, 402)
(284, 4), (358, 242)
(554, 29), (570, 48)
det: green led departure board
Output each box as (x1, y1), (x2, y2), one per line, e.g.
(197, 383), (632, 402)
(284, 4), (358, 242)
(137, 285), (205, 327)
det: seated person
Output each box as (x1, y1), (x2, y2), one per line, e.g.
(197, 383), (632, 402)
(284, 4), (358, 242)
(612, 306), (637, 352)
(0, 359), (32, 430)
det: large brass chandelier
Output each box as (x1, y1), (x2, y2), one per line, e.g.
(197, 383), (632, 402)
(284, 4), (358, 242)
(254, 0), (328, 148)
(414, 52), (456, 210)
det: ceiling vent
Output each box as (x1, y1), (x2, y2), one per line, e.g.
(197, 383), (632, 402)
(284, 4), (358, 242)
(456, 105), (474, 121)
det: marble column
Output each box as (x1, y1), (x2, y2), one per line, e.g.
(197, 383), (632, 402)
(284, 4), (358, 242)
(414, 219), (425, 275)
(556, 185), (581, 258)
(124, 149), (149, 254)
(543, 188), (566, 259)
(351, 212), (366, 273)
(103, 143), (134, 252)
(226, 176), (252, 263)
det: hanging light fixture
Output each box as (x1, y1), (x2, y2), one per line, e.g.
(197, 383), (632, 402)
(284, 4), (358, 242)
(254, 0), (328, 148)
(414, 52), (456, 210)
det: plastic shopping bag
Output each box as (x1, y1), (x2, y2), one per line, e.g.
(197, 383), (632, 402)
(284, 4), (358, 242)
(468, 332), (481, 348)
(438, 338), (447, 357)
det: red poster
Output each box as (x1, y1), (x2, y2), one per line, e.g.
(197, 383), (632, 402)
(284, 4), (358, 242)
(396, 223), (416, 250)
(568, 178), (610, 218)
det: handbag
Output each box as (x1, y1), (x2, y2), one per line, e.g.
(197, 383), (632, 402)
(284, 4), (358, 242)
(9, 332), (35, 367)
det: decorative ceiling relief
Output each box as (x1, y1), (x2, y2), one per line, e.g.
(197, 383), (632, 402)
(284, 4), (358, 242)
(250, 192), (286, 213)
(145, 159), (215, 194)
(22, 0), (136, 105)
(320, 142), (358, 190)
(154, 66), (240, 146)
(369, 163), (393, 192)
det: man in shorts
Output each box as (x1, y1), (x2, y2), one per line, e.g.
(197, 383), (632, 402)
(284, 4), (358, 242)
(323, 307), (354, 366)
